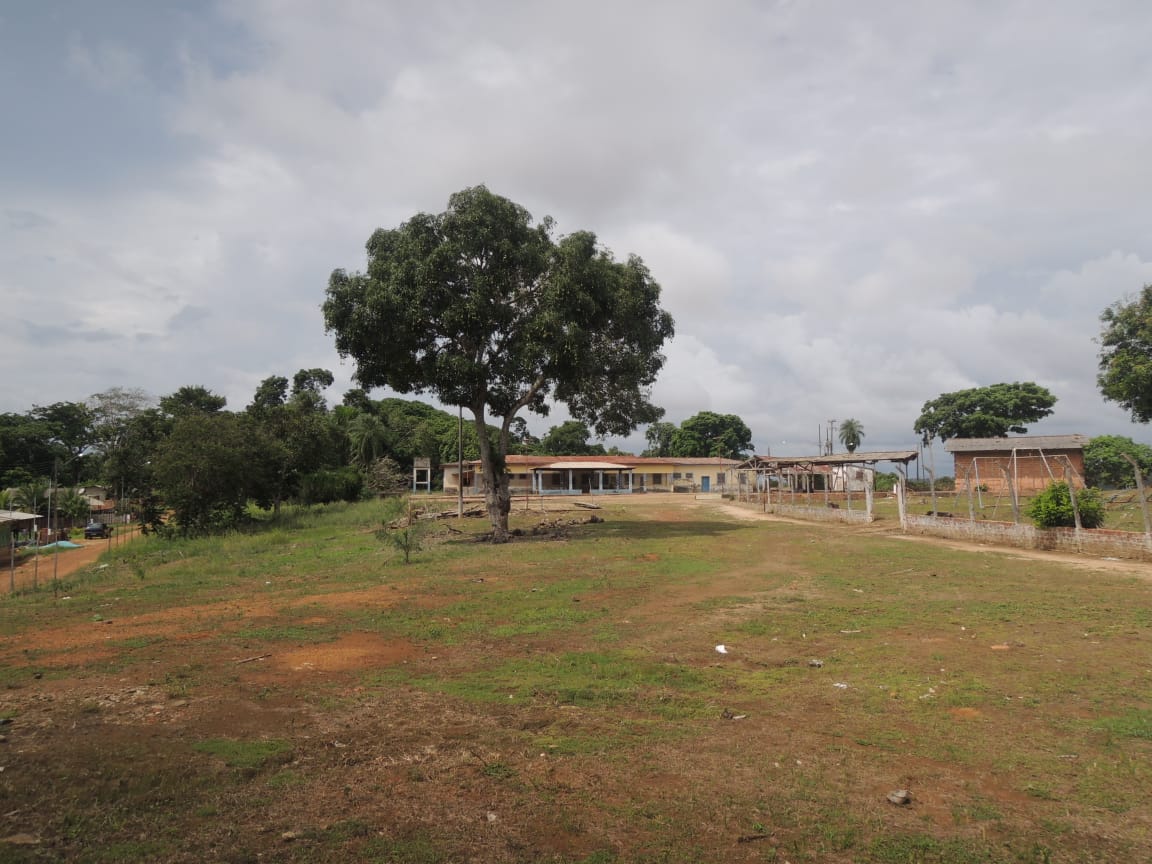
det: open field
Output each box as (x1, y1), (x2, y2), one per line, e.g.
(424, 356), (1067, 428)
(1, 495), (1151, 862)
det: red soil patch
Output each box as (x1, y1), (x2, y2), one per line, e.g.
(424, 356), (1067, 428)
(274, 632), (421, 673)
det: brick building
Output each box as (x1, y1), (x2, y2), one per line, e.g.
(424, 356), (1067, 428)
(944, 435), (1089, 494)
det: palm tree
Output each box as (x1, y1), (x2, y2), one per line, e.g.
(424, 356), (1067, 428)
(12, 479), (50, 516)
(838, 419), (864, 454)
(346, 413), (390, 467)
(55, 487), (91, 527)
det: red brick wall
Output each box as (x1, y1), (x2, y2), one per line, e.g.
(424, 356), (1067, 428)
(952, 450), (1085, 494)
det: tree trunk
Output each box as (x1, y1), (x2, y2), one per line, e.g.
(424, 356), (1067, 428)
(473, 408), (512, 542)
(482, 470), (512, 542)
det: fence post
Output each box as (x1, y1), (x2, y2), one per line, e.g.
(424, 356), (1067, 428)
(965, 465), (975, 523)
(1063, 465), (1082, 551)
(896, 467), (908, 530)
(1119, 453), (1152, 551)
(999, 466), (1019, 524)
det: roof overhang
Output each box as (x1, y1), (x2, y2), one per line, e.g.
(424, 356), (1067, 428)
(534, 461), (633, 471)
(739, 450), (918, 470)
(0, 509), (41, 523)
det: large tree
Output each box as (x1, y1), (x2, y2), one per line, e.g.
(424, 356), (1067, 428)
(913, 382), (1057, 443)
(642, 421), (678, 457)
(323, 185), (674, 540)
(1098, 286), (1152, 422)
(153, 412), (263, 536)
(539, 420), (605, 456)
(31, 402), (95, 482)
(246, 371), (341, 513)
(159, 385), (227, 417)
(1082, 435), (1152, 488)
(670, 412), (753, 460)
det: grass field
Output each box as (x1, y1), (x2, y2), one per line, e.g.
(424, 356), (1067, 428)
(0, 495), (1150, 863)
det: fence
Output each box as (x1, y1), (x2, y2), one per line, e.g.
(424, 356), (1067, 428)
(734, 478), (1152, 561)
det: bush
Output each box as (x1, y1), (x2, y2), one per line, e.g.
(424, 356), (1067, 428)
(1027, 482), (1105, 529)
(907, 476), (955, 492)
(299, 466), (363, 504)
(377, 496), (430, 564)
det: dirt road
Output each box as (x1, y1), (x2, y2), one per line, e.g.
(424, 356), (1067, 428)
(3, 529), (139, 593)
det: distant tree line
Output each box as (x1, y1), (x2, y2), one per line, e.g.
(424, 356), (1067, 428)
(0, 374), (527, 537)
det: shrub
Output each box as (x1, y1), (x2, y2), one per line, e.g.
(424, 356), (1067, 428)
(907, 476), (955, 492)
(377, 496), (430, 563)
(1027, 482), (1105, 529)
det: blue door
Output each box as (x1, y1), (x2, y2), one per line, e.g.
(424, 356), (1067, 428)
(701, 476), (710, 492)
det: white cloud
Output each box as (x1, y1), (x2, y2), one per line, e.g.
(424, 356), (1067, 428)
(4, 0), (1152, 461)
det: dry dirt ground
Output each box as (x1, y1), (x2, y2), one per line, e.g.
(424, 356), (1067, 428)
(1, 496), (1149, 862)
(4, 528), (142, 593)
(703, 497), (1152, 578)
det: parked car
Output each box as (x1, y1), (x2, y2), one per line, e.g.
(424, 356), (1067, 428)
(84, 521), (111, 540)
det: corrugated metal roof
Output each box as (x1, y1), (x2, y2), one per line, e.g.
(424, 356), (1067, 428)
(944, 435), (1089, 452)
(0, 509), (41, 523)
(739, 450), (918, 468)
(486, 455), (743, 467)
(536, 461), (633, 471)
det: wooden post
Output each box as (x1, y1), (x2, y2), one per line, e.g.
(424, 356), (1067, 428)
(1119, 453), (1152, 551)
(895, 467), (908, 530)
(1063, 464), (1082, 533)
(973, 458), (984, 509)
(924, 439), (937, 515)
(965, 465), (975, 523)
(1062, 463), (1083, 555)
(999, 466), (1019, 524)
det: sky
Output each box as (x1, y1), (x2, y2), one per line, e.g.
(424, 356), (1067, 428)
(3, 0), (1152, 462)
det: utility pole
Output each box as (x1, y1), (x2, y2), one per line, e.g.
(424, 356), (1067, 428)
(457, 405), (464, 518)
(827, 419), (836, 456)
(51, 459), (59, 586)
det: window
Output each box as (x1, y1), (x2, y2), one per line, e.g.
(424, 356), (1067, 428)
(672, 472), (682, 480)
(685, 472), (694, 480)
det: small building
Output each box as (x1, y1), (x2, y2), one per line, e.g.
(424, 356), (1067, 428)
(0, 509), (41, 567)
(739, 451), (917, 492)
(944, 435), (1088, 494)
(443, 455), (743, 495)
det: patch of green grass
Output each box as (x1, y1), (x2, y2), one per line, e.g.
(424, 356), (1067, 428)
(427, 651), (713, 708)
(363, 832), (446, 864)
(266, 769), (307, 789)
(480, 761), (517, 780)
(952, 797), (1002, 823)
(110, 635), (167, 650)
(867, 832), (1009, 863)
(83, 840), (175, 862)
(191, 738), (293, 772)
(1094, 708), (1152, 741)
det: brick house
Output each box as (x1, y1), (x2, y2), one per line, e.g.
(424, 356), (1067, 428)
(944, 435), (1089, 494)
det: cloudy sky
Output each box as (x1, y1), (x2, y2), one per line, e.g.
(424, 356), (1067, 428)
(3, 0), (1152, 459)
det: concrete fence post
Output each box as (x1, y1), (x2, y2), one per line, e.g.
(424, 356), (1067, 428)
(1118, 453), (1152, 551)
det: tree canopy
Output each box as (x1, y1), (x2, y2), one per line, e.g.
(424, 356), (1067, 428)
(1082, 435), (1152, 488)
(670, 412), (753, 460)
(642, 421), (677, 457)
(913, 382), (1057, 443)
(538, 420), (606, 456)
(323, 185), (674, 540)
(1098, 286), (1152, 423)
